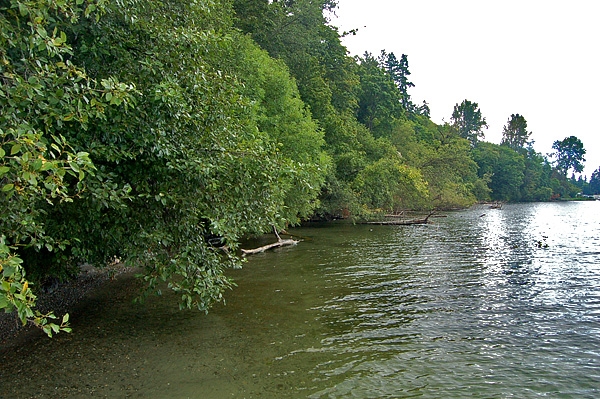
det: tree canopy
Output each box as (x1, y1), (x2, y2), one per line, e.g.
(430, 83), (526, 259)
(552, 136), (586, 176)
(501, 114), (531, 150)
(451, 100), (488, 146)
(589, 167), (600, 195)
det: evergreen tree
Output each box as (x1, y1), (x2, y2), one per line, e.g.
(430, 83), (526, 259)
(418, 101), (431, 118)
(356, 52), (403, 134)
(450, 100), (488, 146)
(378, 50), (414, 111)
(589, 168), (600, 195)
(501, 114), (531, 150)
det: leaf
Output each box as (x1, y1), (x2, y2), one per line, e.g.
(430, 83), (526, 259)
(2, 183), (14, 192)
(32, 159), (43, 171)
(0, 166), (9, 176)
(43, 325), (52, 337)
(0, 297), (10, 310)
(10, 144), (22, 155)
(62, 313), (70, 324)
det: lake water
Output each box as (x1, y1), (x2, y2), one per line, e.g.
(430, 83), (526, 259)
(1, 202), (600, 398)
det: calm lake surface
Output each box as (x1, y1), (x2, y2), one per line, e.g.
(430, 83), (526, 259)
(1, 202), (600, 398)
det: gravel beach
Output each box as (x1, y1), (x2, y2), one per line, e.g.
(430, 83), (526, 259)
(0, 264), (138, 345)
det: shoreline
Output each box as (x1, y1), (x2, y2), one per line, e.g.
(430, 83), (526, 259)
(0, 265), (139, 346)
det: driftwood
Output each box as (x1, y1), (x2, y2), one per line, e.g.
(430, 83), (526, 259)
(241, 226), (299, 256)
(241, 238), (299, 256)
(364, 218), (429, 226)
(363, 211), (436, 226)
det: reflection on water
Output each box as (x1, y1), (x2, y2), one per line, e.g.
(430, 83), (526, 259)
(1, 202), (600, 398)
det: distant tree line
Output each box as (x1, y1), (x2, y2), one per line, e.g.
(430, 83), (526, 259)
(1, 0), (596, 333)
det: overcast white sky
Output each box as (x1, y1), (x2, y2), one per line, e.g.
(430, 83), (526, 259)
(331, 0), (599, 178)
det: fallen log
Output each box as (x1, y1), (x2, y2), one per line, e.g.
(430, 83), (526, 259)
(364, 218), (429, 226)
(241, 238), (299, 256)
(362, 210), (435, 226)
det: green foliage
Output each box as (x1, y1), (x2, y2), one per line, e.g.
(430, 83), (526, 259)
(223, 35), (330, 224)
(470, 140), (561, 202)
(472, 142), (525, 201)
(378, 50), (414, 111)
(501, 114), (531, 150)
(0, 0), (134, 334)
(520, 147), (553, 201)
(356, 52), (403, 135)
(55, 0), (329, 310)
(451, 100), (488, 146)
(551, 136), (586, 176)
(0, 238), (71, 336)
(353, 156), (429, 213)
(2, 0), (331, 328)
(589, 167), (600, 195)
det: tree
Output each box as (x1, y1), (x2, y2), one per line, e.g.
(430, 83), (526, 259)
(60, 0), (332, 311)
(2, 0), (331, 330)
(417, 100), (431, 118)
(356, 52), (403, 134)
(226, 35), (330, 224)
(501, 114), (531, 150)
(450, 100), (488, 146)
(589, 167), (600, 195)
(520, 146), (553, 201)
(352, 156), (429, 212)
(551, 136), (586, 176)
(0, 0), (134, 335)
(472, 142), (525, 201)
(391, 118), (478, 209)
(378, 50), (414, 111)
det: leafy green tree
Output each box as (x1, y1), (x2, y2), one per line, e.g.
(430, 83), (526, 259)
(353, 156), (429, 212)
(571, 174), (589, 196)
(472, 142), (525, 201)
(391, 119), (478, 209)
(0, 0), (134, 334)
(2, 0), (331, 328)
(58, 0), (330, 310)
(356, 52), (403, 134)
(417, 100), (431, 118)
(501, 114), (531, 150)
(233, 0), (355, 119)
(451, 100), (488, 146)
(232, 0), (369, 218)
(520, 146), (553, 201)
(224, 35), (330, 224)
(551, 136), (586, 176)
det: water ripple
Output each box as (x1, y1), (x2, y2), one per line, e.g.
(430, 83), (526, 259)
(304, 203), (600, 398)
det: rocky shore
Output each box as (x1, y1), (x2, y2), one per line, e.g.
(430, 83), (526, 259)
(0, 264), (137, 345)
